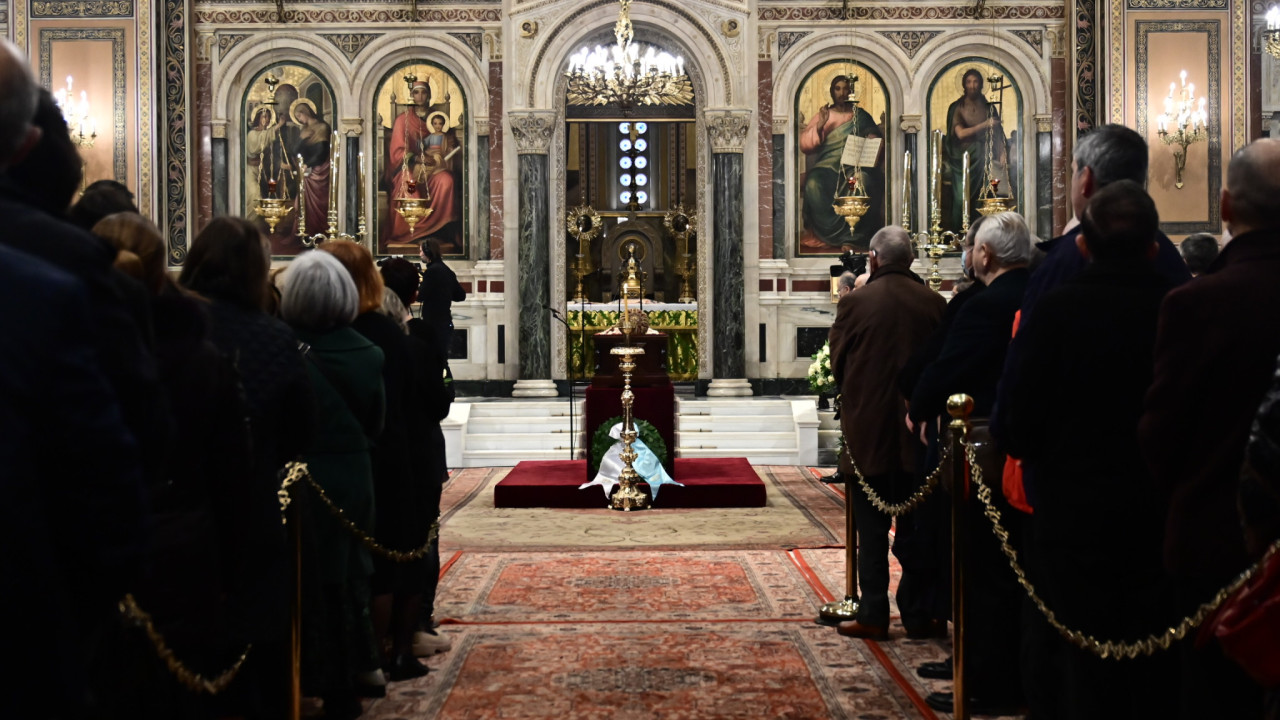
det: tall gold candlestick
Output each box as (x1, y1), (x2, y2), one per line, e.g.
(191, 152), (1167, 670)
(961, 150), (970, 236)
(902, 150), (912, 234)
(357, 151), (367, 240)
(327, 131), (340, 241)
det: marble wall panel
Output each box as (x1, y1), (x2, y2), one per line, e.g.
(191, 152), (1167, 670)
(488, 62), (504, 260)
(757, 60), (773, 259)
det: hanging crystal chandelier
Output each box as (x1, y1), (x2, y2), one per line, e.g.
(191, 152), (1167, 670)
(564, 0), (693, 108)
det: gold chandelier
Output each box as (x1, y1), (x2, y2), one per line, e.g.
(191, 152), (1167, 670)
(564, 0), (693, 108)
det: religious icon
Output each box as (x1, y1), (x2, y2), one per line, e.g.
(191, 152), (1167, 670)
(928, 59), (1022, 233)
(291, 98), (333, 242)
(374, 63), (466, 256)
(796, 61), (890, 255)
(242, 64), (337, 255)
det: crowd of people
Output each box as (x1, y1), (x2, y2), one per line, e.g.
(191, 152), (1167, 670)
(828, 123), (1280, 719)
(0, 39), (465, 720)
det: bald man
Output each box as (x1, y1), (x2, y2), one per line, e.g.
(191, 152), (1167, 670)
(828, 226), (945, 639)
(1139, 139), (1280, 719)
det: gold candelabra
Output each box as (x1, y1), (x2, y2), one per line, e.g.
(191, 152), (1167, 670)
(566, 205), (602, 303)
(664, 206), (697, 303)
(1156, 70), (1207, 190)
(296, 133), (368, 248)
(913, 131), (964, 293)
(609, 288), (650, 511)
(1265, 7), (1280, 60)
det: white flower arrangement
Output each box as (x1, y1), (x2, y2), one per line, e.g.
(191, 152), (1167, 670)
(807, 340), (837, 396)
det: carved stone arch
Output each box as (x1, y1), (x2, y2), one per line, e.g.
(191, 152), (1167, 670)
(912, 35), (1051, 118)
(214, 34), (355, 127)
(525, 0), (734, 109)
(351, 33), (489, 123)
(772, 32), (911, 118)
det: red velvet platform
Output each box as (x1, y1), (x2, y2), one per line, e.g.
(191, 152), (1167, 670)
(493, 458), (766, 509)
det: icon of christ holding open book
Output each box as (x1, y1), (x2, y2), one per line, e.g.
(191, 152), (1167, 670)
(800, 74), (886, 252)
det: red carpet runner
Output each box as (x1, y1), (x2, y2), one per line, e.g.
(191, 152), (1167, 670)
(493, 458), (766, 509)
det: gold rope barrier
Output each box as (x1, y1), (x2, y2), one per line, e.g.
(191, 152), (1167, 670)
(281, 461), (441, 562)
(118, 594), (252, 695)
(965, 441), (1280, 660)
(841, 438), (950, 517)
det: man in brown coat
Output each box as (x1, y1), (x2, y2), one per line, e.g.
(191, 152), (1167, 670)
(829, 226), (946, 638)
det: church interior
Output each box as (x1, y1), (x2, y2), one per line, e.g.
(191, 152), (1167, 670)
(5, 0), (1280, 716)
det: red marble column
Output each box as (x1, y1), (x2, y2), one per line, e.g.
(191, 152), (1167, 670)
(195, 58), (213, 231)
(757, 60), (773, 259)
(1051, 56), (1069, 233)
(488, 61), (504, 260)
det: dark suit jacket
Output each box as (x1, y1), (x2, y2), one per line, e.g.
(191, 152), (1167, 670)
(418, 259), (466, 358)
(830, 264), (946, 477)
(1140, 228), (1280, 584)
(0, 245), (146, 715)
(898, 279), (986, 400)
(1003, 263), (1173, 615)
(0, 183), (165, 488)
(910, 268), (1027, 424)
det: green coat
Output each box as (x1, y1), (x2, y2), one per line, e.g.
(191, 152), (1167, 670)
(297, 326), (385, 584)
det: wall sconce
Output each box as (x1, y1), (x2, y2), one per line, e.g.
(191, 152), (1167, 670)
(1155, 70), (1207, 189)
(1265, 6), (1280, 60)
(53, 75), (97, 148)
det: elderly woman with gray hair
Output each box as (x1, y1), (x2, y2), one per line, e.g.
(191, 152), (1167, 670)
(906, 210), (1032, 715)
(281, 250), (387, 720)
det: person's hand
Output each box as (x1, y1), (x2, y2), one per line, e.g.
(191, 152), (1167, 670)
(918, 420), (929, 446)
(816, 105), (830, 127)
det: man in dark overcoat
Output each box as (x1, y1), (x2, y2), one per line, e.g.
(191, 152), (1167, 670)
(1139, 138), (1280, 719)
(829, 226), (945, 638)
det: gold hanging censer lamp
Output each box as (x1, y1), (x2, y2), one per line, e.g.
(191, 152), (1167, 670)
(976, 72), (1016, 216)
(251, 72), (295, 235)
(394, 71), (435, 237)
(566, 205), (602, 304)
(664, 206), (697, 303)
(609, 266), (650, 512)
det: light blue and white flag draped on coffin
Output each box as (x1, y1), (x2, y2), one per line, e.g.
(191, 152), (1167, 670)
(580, 422), (683, 501)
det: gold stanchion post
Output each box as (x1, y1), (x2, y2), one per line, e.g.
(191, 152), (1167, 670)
(818, 445), (859, 624)
(288, 497), (302, 720)
(947, 394), (974, 720)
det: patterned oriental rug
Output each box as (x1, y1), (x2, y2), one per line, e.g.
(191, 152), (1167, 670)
(349, 467), (1025, 719)
(438, 465), (845, 552)
(494, 458), (766, 509)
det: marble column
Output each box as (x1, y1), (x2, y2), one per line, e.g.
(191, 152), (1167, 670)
(900, 115), (923, 233)
(771, 125), (786, 259)
(508, 110), (558, 397)
(704, 109), (753, 397)
(1034, 114), (1054, 241)
(211, 131), (228, 218)
(346, 135), (361, 236)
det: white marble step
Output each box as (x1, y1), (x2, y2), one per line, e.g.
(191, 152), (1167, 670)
(447, 398), (820, 468)
(467, 401), (582, 418)
(675, 430), (797, 449)
(678, 415), (802, 432)
(466, 416), (590, 434)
